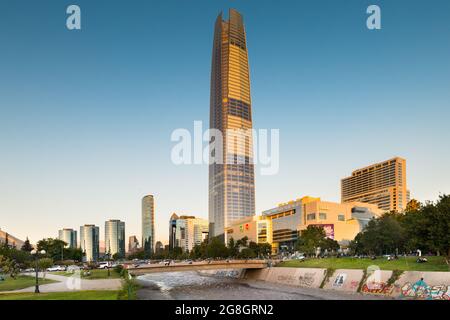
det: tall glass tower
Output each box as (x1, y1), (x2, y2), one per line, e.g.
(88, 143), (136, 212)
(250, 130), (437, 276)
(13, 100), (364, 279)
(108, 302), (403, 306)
(80, 224), (99, 262)
(105, 219), (125, 258)
(142, 195), (155, 257)
(209, 9), (255, 240)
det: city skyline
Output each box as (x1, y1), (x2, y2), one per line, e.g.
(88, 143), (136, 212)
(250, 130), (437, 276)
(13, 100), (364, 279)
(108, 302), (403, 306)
(1, 1), (450, 245)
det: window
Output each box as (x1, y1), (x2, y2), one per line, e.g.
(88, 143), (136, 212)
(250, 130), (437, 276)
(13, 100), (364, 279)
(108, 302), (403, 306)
(307, 213), (316, 221)
(338, 214), (345, 221)
(319, 213), (327, 220)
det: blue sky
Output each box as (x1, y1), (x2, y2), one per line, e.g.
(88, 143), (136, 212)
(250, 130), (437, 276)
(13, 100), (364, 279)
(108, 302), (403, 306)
(1, 0), (449, 245)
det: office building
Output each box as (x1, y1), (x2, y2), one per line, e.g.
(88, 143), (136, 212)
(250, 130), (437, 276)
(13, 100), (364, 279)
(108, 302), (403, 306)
(209, 9), (255, 240)
(169, 214), (209, 252)
(105, 219), (125, 258)
(341, 157), (409, 212)
(128, 235), (139, 253)
(58, 228), (77, 248)
(142, 195), (155, 256)
(80, 224), (100, 262)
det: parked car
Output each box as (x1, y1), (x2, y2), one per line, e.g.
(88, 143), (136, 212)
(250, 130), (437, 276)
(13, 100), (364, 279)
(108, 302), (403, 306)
(47, 265), (66, 272)
(98, 262), (111, 269)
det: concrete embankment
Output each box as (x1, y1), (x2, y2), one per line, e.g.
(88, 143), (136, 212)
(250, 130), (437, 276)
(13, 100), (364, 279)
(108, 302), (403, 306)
(243, 267), (450, 300)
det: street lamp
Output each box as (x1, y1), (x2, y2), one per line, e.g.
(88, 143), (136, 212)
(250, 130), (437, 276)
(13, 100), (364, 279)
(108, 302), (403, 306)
(30, 249), (46, 293)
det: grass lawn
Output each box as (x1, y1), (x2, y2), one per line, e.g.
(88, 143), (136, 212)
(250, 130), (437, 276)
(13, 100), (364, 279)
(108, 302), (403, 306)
(51, 269), (121, 280)
(0, 290), (120, 300)
(0, 275), (57, 292)
(277, 256), (450, 272)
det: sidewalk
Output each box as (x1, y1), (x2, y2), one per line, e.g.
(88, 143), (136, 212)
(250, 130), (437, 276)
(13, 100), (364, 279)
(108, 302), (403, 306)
(2, 273), (122, 294)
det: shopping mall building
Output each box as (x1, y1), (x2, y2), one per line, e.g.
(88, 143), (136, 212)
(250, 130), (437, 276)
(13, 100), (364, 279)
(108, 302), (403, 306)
(225, 196), (383, 254)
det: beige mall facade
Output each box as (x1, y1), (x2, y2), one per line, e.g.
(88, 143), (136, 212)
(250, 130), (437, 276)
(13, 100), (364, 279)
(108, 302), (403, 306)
(226, 196), (383, 254)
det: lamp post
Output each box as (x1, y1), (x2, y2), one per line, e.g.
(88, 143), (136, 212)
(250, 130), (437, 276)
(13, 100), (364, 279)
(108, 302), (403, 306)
(30, 249), (46, 293)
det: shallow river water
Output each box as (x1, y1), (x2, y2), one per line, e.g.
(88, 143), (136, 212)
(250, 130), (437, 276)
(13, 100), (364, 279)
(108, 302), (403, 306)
(136, 271), (383, 300)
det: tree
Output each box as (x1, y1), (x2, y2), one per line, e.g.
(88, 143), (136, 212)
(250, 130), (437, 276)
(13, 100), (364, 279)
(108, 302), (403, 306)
(0, 255), (20, 279)
(206, 237), (228, 258)
(36, 238), (67, 261)
(257, 243), (272, 257)
(236, 236), (249, 249)
(227, 238), (238, 258)
(426, 195), (450, 259)
(356, 214), (406, 255)
(321, 237), (340, 252)
(238, 248), (256, 259)
(21, 237), (33, 252)
(295, 226), (327, 256)
(406, 199), (421, 213)
(38, 258), (53, 279)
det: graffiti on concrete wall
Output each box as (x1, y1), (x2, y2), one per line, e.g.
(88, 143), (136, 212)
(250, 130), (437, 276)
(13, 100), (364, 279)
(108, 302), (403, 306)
(216, 270), (241, 278)
(362, 282), (395, 295)
(401, 279), (450, 300)
(298, 272), (316, 287)
(332, 273), (347, 287)
(277, 275), (295, 284)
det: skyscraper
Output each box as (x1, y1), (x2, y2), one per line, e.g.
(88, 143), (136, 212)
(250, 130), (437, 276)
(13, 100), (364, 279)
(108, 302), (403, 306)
(169, 214), (209, 252)
(128, 235), (139, 253)
(341, 157), (409, 212)
(105, 219), (125, 258)
(142, 195), (155, 256)
(208, 9), (255, 241)
(80, 224), (99, 262)
(58, 228), (77, 248)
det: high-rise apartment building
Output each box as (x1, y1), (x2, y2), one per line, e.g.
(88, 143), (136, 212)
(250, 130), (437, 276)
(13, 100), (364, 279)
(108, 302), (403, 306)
(80, 224), (99, 262)
(169, 214), (209, 252)
(58, 228), (77, 248)
(142, 195), (155, 256)
(105, 219), (125, 258)
(209, 9), (255, 240)
(341, 157), (409, 212)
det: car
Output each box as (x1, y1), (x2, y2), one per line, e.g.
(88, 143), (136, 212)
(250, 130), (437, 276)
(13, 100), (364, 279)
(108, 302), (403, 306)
(47, 265), (66, 272)
(98, 262), (111, 269)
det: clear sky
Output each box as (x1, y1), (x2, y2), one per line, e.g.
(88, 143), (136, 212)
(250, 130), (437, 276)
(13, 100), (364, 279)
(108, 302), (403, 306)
(1, 0), (449, 245)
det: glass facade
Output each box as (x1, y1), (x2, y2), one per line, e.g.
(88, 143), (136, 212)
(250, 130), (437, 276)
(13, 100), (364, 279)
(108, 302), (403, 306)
(58, 228), (77, 248)
(209, 9), (255, 240)
(142, 195), (155, 256)
(105, 220), (125, 258)
(80, 224), (99, 262)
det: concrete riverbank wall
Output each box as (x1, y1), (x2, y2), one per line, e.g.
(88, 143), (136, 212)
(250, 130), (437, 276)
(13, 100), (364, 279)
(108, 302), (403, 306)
(243, 267), (450, 300)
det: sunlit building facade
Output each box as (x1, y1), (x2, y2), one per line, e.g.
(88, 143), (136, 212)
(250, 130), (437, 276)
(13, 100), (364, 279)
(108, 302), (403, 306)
(341, 157), (409, 212)
(209, 9), (255, 241)
(80, 224), (99, 262)
(142, 195), (155, 256)
(169, 214), (209, 252)
(58, 228), (77, 248)
(225, 215), (272, 245)
(262, 197), (384, 253)
(105, 219), (125, 258)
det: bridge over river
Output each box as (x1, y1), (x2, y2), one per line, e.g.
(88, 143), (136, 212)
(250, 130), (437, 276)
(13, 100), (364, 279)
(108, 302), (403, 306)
(125, 260), (269, 276)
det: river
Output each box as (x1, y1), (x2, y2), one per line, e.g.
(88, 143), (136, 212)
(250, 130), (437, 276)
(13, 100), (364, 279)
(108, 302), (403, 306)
(136, 271), (384, 300)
